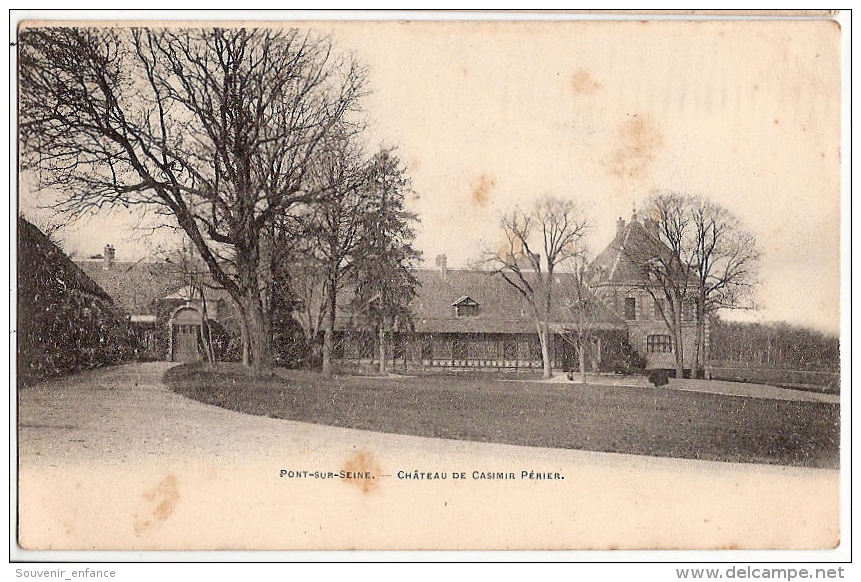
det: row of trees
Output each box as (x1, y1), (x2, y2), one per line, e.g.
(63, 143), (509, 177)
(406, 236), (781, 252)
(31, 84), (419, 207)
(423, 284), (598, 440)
(709, 319), (839, 371)
(279, 145), (420, 375)
(20, 26), (419, 375)
(483, 193), (761, 380)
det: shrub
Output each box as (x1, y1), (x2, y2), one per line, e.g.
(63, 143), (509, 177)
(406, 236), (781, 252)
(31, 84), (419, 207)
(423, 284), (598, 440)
(271, 318), (313, 369)
(17, 217), (139, 385)
(598, 333), (647, 375)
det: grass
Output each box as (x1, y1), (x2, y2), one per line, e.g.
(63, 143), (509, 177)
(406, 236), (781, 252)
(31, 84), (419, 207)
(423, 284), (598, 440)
(709, 366), (840, 394)
(163, 363), (839, 469)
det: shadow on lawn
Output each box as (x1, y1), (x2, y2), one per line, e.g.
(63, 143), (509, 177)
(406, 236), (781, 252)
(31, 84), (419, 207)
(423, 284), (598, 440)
(163, 363), (839, 469)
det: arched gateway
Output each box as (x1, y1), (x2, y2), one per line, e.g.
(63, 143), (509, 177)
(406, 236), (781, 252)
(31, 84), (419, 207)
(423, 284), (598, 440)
(168, 304), (204, 362)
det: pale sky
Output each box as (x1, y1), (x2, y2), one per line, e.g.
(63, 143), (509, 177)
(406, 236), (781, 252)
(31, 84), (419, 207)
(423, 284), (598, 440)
(19, 19), (843, 334)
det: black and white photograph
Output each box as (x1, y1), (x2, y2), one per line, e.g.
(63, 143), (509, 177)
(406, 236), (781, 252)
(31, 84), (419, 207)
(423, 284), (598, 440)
(10, 10), (848, 559)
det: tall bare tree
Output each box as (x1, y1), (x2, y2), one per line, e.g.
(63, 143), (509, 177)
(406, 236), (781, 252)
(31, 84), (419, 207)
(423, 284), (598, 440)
(19, 26), (366, 373)
(558, 255), (603, 383)
(291, 132), (374, 376)
(689, 198), (760, 371)
(624, 194), (698, 378)
(484, 196), (588, 379)
(282, 252), (328, 353)
(626, 193), (759, 376)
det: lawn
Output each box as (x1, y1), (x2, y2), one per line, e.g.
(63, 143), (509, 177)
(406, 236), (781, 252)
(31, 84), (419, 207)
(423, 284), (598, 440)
(163, 364), (839, 469)
(709, 366), (840, 394)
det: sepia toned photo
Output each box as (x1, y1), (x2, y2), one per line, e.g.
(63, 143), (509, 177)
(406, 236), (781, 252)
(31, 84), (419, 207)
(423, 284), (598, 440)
(12, 12), (845, 554)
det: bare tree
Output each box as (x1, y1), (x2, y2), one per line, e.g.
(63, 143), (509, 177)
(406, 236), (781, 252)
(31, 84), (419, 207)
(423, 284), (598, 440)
(689, 198), (760, 371)
(626, 193), (759, 377)
(483, 196), (588, 379)
(283, 252), (328, 351)
(19, 27), (366, 373)
(558, 256), (602, 383)
(624, 194), (698, 378)
(290, 132), (374, 376)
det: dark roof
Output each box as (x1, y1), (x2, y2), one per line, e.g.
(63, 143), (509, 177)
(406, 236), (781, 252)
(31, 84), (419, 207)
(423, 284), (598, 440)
(337, 268), (625, 334)
(589, 219), (655, 285)
(18, 217), (113, 303)
(76, 259), (233, 316)
(589, 217), (697, 288)
(76, 260), (186, 315)
(75, 254), (626, 333)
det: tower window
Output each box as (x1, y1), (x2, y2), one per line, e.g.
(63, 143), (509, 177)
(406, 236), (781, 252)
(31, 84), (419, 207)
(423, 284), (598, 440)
(647, 334), (673, 353)
(624, 297), (636, 320)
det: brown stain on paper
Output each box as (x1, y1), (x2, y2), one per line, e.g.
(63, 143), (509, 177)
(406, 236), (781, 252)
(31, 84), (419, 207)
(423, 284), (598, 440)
(342, 449), (381, 494)
(132, 474), (179, 535)
(471, 174), (496, 207)
(607, 114), (664, 181)
(570, 69), (601, 95)
(409, 155), (422, 172)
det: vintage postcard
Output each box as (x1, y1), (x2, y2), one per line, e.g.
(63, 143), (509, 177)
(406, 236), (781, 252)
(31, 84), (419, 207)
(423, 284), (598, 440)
(12, 11), (846, 554)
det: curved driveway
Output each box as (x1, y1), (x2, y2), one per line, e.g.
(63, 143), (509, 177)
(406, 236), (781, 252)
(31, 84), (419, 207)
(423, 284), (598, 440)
(16, 363), (840, 551)
(19, 362), (323, 466)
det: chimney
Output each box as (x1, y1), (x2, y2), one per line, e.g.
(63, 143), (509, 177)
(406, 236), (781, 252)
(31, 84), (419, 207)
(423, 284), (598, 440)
(103, 244), (115, 270)
(616, 217), (626, 239)
(435, 254), (447, 278)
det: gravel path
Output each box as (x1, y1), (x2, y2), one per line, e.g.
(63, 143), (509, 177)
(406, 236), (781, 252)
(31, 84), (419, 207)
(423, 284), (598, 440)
(19, 362), (576, 468)
(18, 362), (351, 466)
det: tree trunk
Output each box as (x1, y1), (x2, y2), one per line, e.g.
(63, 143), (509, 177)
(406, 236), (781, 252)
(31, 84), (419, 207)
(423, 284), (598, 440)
(232, 246), (270, 373)
(206, 322), (216, 366)
(693, 321), (701, 374)
(240, 317), (250, 367)
(322, 329), (333, 376)
(674, 311), (685, 379)
(539, 323), (553, 379)
(695, 307), (706, 376)
(693, 296), (706, 375)
(260, 228), (275, 363)
(378, 324), (387, 376)
(199, 308), (214, 367)
(578, 337), (587, 384)
(242, 291), (270, 375)
(196, 286), (216, 367)
(321, 278), (337, 377)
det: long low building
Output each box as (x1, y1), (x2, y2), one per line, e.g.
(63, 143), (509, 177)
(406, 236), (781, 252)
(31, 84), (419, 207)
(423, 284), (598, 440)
(74, 213), (705, 374)
(332, 214), (703, 374)
(332, 263), (629, 372)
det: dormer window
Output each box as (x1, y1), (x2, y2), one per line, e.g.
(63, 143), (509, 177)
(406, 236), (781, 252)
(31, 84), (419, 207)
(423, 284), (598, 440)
(453, 296), (480, 317)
